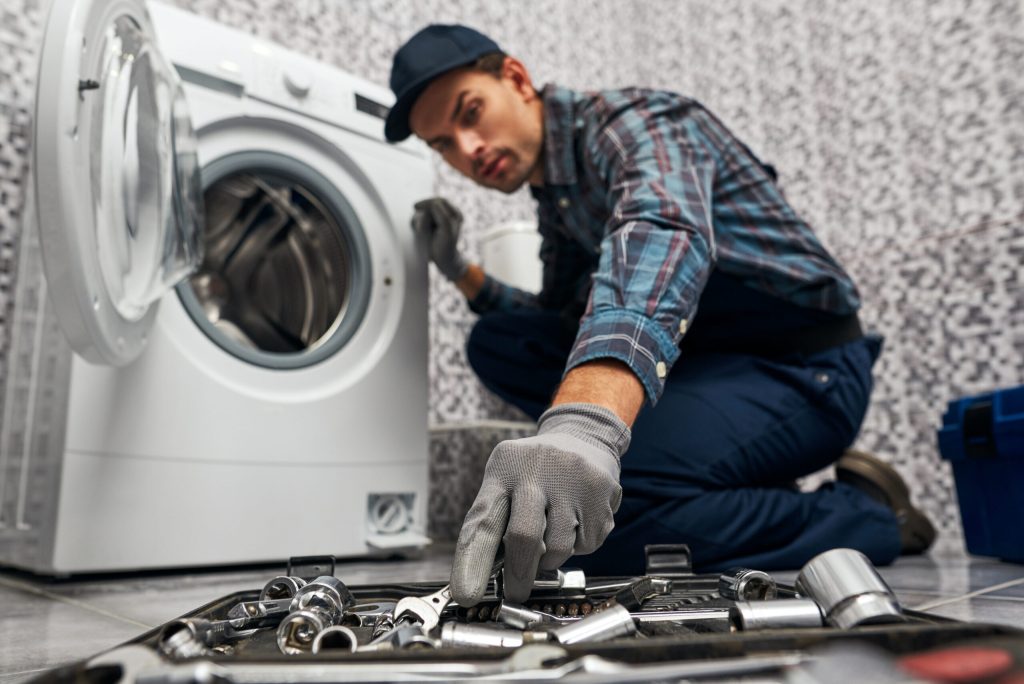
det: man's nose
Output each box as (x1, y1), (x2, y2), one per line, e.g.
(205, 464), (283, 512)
(455, 129), (485, 162)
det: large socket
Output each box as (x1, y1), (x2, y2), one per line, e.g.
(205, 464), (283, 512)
(795, 548), (905, 629)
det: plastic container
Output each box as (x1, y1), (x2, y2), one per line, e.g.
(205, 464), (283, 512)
(937, 386), (1024, 563)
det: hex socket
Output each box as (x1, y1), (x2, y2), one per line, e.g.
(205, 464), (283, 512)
(719, 568), (778, 601)
(729, 599), (824, 631)
(311, 625), (359, 654)
(277, 609), (329, 655)
(260, 576), (307, 601)
(289, 576), (354, 622)
(795, 548), (904, 629)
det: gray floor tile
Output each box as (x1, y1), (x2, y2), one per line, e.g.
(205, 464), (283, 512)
(0, 672), (50, 684)
(0, 581), (143, 675)
(919, 596), (1024, 628)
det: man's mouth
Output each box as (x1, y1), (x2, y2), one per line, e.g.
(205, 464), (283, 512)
(480, 153), (506, 180)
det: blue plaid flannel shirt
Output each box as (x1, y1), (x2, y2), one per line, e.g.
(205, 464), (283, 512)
(469, 84), (860, 405)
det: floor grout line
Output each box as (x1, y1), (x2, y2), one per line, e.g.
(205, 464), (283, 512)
(0, 574), (151, 630)
(910, 576), (1024, 612)
(0, 667), (50, 679)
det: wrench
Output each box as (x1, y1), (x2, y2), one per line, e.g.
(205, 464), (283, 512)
(393, 556), (504, 632)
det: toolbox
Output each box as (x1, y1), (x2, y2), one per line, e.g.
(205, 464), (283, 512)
(937, 385), (1024, 563)
(27, 547), (1024, 683)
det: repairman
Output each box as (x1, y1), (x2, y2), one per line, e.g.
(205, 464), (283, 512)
(384, 25), (936, 607)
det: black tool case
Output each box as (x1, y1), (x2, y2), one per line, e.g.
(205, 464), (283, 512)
(28, 553), (1024, 684)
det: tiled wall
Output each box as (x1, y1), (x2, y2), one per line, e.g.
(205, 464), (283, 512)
(1, 1), (1021, 548)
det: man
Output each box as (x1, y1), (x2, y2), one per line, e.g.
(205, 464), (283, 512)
(384, 25), (935, 607)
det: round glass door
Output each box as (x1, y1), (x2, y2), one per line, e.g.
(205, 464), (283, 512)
(34, 0), (202, 365)
(177, 152), (372, 369)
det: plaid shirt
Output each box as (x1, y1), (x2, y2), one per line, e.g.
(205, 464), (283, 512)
(470, 84), (860, 405)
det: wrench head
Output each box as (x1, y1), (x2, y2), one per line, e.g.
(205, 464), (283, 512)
(393, 596), (442, 631)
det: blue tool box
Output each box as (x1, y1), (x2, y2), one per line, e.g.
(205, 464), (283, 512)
(937, 386), (1024, 563)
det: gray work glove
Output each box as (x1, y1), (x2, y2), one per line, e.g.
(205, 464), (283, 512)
(411, 197), (469, 282)
(451, 403), (631, 606)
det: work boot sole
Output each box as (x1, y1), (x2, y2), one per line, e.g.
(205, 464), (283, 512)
(836, 450), (937, 555)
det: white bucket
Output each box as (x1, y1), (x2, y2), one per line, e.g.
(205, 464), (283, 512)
(479, 220), (543, 293)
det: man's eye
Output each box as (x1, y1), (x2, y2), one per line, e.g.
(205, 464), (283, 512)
(463, 104), (479, 125)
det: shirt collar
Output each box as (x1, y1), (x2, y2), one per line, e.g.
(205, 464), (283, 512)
(538, 83), (580, 187)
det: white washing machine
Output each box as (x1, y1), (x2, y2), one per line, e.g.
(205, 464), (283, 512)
(3, 0), (432, 573)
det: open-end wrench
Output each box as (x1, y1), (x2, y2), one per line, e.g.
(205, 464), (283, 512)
(393, 556), (504, 632)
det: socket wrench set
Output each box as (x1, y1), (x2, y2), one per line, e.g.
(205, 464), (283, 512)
(33, 546), (1022, 683)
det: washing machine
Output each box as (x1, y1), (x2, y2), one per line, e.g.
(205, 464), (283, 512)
(2, 0), (432, 573)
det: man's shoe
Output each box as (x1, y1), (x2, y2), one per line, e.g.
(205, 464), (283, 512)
(836, 449), (937, 555)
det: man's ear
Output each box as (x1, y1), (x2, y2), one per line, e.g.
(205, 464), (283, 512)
(502, 56), (537, 101)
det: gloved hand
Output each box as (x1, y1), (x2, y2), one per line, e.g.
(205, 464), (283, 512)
(411, 197), (469, 282)
(451, 403), (631, 606)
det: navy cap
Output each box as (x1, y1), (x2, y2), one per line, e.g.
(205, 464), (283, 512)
(385, 24), (502, 143)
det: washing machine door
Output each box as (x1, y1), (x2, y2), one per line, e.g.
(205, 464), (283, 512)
(34, 0), (202, 366)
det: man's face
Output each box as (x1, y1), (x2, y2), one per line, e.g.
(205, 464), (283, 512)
(409, 60), (544, 194)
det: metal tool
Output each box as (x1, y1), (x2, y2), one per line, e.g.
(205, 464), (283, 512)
(530, 568), (587, 592)
(339, 601), (398, 628)
(290, 575), (355, 617)
(277, 609), (335, 655)
(157, 618), (256, 658)
(225, 597), (292, 625)
(440, 622), (546, 649)
(795, 548), (904, 628)
(497, 602), (564, 630)
(600, 576), (673, 610)
(310, 625), (360, 654)
(358, 623), (438, 651)
(551, 603), (637, 644)
(729, 599), (824, 631)
(719, 567), (778, 601)
(393, 556), (504, 632)
(259, 575), (307, 601)
(276, 576), (356, 654)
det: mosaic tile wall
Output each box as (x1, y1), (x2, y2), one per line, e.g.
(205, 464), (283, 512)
(1, 0), (1021, 548)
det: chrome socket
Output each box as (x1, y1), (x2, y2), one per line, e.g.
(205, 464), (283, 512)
(552, 603), (637, 645)
(440, 623), (532, 649)
(728, 599), (824, 631)
(795, 548), (904, 629)
(719, 568), (778, 601)
(289, 576), (355, 620)
(260, 576), (307, 601)
(158, 618), (255, 657)
(311, 625), (359, 654)
(497, 602), (565, 630)
(277, 609), (330, 655)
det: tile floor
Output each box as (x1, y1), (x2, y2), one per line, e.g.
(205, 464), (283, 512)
(1, 546), (1022, 683)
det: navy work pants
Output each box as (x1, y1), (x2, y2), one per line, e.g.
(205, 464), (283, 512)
(465, 309), (902, 574)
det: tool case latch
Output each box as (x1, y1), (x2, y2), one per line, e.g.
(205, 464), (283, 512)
(644, 544), (693, 576)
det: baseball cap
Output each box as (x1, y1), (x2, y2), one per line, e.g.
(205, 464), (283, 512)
(385, 24), (502, 143)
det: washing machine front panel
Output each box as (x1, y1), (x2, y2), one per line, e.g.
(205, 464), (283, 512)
(64, 111), (432, 466)
(34, 0), (203, 366)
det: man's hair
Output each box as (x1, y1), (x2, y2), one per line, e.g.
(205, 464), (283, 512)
(473, 51), (507, 77)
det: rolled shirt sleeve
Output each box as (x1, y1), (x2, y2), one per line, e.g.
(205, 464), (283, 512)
(564, 105), (718, 405)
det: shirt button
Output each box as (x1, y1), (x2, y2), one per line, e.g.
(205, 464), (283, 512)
(679, 319), (688, 335)
(816, 372), (830, 384)
(558, 197), (571, 209)
(656, 361), (667, 379)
